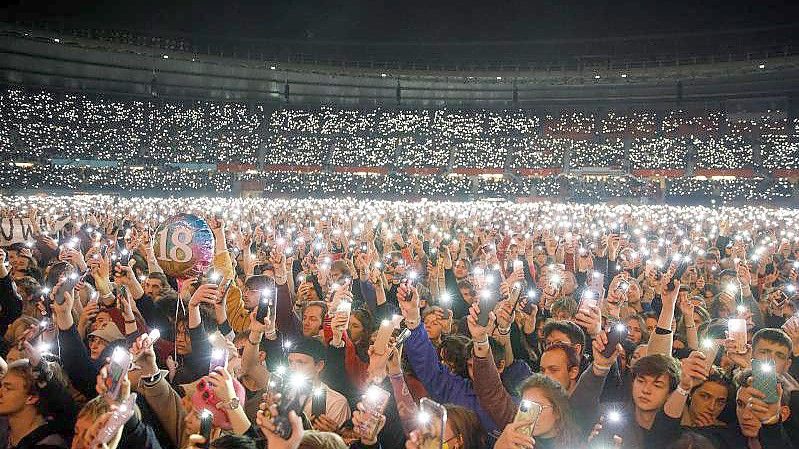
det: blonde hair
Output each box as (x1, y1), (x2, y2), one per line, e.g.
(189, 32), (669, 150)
(4, 316), (38, 345)
(298, 431), (347, 449)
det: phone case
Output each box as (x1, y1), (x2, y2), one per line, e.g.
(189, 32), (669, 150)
(601, 323), (627, 358)
(89, 393), (137, 448)
(477, 294), (497, 327)
(209, 348), (228, 373)
(752, 359), (780, 404)
(513, 400), (542, 436)
(107, 348), (131, 400)
(358, 386), (391, 441)
(54, 274), (79, 305)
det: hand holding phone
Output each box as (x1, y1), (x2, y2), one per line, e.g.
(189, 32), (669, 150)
(752, 359), (780, 404)
(602, 323), (628, 358)
(356, 385), (391, 441)
(54, 271), (80, 305)
(106, 347), (132, 401)
(89, 393), (138, 448)
(727, 319), (748, 354)
(513, 399), (542, 437)
(418, 398), (447, 449)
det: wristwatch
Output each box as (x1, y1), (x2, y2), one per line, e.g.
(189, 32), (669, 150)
(222, 397), (241, 410)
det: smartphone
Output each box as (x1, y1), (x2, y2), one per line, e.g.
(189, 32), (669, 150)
(394, 328), (412, 347)
(699, 339), (720, 369)
(89, 393), (137, 448)
(477, 290), (498, 327)
(220, 279), (234, 301)
(512, 292), (534, 316)
(256, 289), (274, 322)
(513, 399), (542, 437)
(602, 323), (628, 358)
(106, 347), (131, 401)
(336, 300), (352, 324)
(752, 359), (780, 404)
(209, 347), (228, 373)
(274, 374), (313, 439)
(311, 386), (327, 419)
(357, 385), (391, 441)
(199, 408), (213, 449)
(578, 291), (598, 314)
(53, 272), (80, 305)
(26, 320), (50, 344)
(373, 315), (402, 355)
(727, 319), (748, 354)
(590, 407), (625, 449)
(419, 398), (447, 449)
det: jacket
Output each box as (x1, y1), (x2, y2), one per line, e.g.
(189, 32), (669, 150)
(403, 324), (498, 433)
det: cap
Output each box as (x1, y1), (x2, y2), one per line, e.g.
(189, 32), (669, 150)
(89, 322), (125, 343)
(289, 336), (326, 363)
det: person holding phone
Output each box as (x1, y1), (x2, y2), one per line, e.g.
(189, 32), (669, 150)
(285, 337), (351, 430)
(396, 280), (499, 434)
(404, 404), (485, 449)
(733, 369), (794, 449)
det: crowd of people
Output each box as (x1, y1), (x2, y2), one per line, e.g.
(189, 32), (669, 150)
(0, 195), (797, 449)
(3, 88), (799, 172)
(4, 163), (797, 203)
(0, 89), (261, 165)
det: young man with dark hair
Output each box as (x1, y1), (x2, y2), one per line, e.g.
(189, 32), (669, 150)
(539, 341), (581, 392)
(622, 352), (709, 449)
(751, 328), (793, 376)
(542, 320), (587, 357)
(733, 368), (795, 449)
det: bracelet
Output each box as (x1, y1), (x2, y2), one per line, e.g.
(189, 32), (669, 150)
(124, 319), (136, 324)
(404, 318), (420, 328)
(761, 413), (781, 425)
(264, 330), (277, 340)
(593, 362), (613, 372)
(496, 326), (511, 336)
(474, 337), (489, 346)
(684, 323), (696, 329)
(676, 385), (691, 397)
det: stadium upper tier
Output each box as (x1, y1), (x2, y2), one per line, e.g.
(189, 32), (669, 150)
(1, 88), (798, 171)
(8, 21), (799, 74)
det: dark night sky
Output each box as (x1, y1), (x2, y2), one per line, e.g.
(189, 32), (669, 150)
(1, 0), (797, 42)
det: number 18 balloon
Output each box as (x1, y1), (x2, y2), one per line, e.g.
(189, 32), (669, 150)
(153, 214), (215, 279)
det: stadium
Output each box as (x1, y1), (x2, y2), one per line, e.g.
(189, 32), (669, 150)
(1, 2), (799, 449)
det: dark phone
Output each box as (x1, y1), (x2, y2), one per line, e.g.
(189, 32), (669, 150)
(54, 272), (79, 305)
(274, 377), (313, 439)
(199, 409), (213, 449)
(40, 295), (52, 317)
(590, 406), (626, 449)
(602, 323), (628, 358)
(670, 259), (690, 290)
(477, 292), (498, 327)
(312, 389), (327, 418)
(256, 290), (273, 322)
(512, 292), (534, 315)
